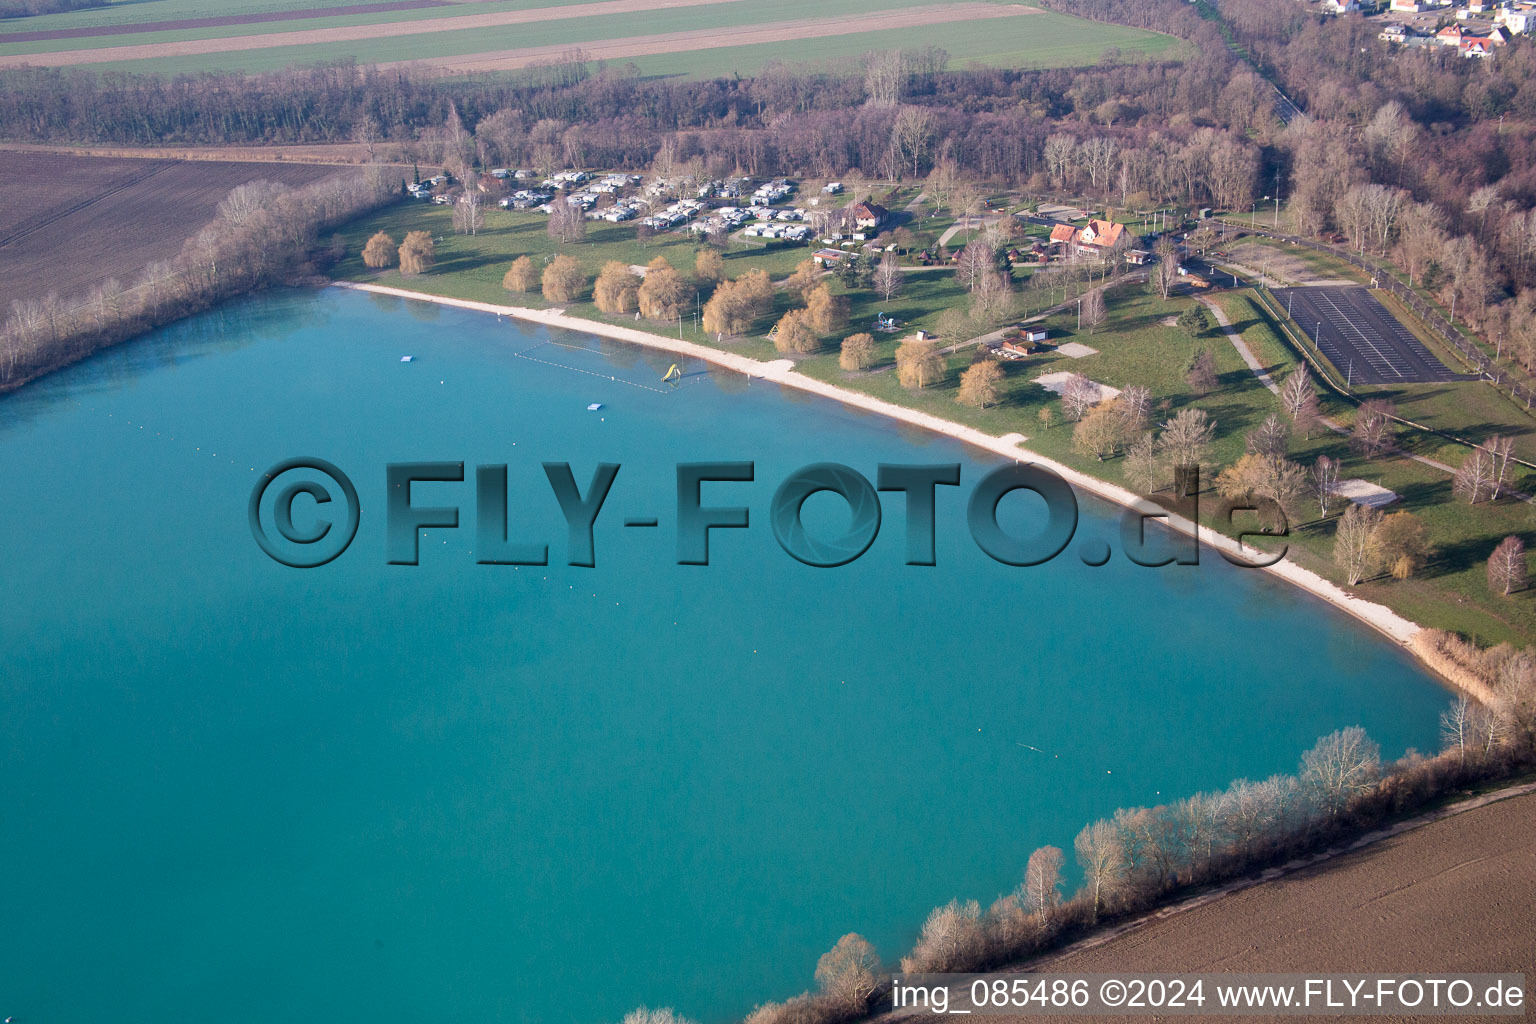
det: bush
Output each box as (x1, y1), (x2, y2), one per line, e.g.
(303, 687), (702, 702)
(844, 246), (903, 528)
(541, 253), (586, 303)
(361, 231), (396, 269)
(839, 332), (876, 371)
(594, 260), (641, 314)
(503, 255), (538, 293)
(397, 230), (434, 275)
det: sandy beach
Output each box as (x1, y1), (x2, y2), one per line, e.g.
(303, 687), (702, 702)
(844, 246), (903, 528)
(335, 282), (1440, 675)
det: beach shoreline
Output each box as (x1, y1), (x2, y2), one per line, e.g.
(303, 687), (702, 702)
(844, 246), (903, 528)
(335, 281), (1445, 678)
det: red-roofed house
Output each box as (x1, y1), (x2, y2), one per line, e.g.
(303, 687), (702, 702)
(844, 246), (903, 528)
(1075, 219), (1127, 254)
(849, 201), (889, 231)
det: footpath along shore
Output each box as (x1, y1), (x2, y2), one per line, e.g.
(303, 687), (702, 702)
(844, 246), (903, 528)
(335, 282), (1455, 681)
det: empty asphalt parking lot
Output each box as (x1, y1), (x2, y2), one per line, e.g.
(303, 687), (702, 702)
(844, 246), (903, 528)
(1272, 286), (1467, 386)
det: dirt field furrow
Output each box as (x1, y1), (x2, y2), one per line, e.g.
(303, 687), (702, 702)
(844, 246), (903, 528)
(0, 1), (448, 45)
(382, 4), (1039, 74)
(0, 0), (751, 67)
(883, 789), (1536, 1024)
(0, 153), (336, 312)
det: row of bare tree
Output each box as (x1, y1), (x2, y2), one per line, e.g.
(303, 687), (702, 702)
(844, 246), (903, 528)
(736, 664), (1536, 1024)
(0, 168), (397, 390)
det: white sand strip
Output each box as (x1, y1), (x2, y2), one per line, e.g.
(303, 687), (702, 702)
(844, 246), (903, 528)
(1035, 370), (1120, 402)
(334, 282), (1436, 666)
(1332, 478), (1399, 508)
(1054, 342), (1098, 359)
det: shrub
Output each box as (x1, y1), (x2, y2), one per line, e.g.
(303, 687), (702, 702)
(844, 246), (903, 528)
(397, 230), (434, 275)
(503, 255), (538, 293)
(541, 253), (586, 303)
(361, 231), (396, 269)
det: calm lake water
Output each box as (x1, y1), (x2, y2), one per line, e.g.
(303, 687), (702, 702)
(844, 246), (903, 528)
(0, 288), (1447, 1024)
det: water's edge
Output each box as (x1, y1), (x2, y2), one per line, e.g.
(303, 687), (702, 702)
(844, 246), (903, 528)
(333, 281), (1465, 696)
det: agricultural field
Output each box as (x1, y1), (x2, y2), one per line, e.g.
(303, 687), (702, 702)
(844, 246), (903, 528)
(0, 0), (1178, 77)
(0, 150), (339, 311)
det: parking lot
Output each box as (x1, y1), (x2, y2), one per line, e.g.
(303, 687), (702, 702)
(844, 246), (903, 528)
(1272, 286), (1467, 385)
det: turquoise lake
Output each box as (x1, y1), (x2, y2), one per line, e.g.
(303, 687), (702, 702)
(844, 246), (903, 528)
(0, 288), (1448, 1024)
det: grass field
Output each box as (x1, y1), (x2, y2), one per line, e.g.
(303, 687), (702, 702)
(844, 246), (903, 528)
(0, 0), (1178, 77)
(1213, 290), (1536, 646)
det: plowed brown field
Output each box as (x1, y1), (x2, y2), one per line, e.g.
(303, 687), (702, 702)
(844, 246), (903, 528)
(0, 152), (336, 310)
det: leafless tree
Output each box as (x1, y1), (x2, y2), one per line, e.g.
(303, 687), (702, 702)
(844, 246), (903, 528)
(1119, 384), (1153, 433)
(1453, 447), (1496, 504)
(1350, 399), (1395, 459)
(1299, 727), (1380, 817)
(1123, 431), (1163, 493)
(1278, 364), (1316, 432)
(1060, 372), (1097, 421)
(873, 254), (905, 301)
(547, 199), (586, 243)
(1245, 413), (1290, 461)
(890, 106), (935, 179)
(956, 240), (993, 292)
(1079, 136), (1117, 194)
(1440, 696), (1476, 768)
(1334, 502), (1384, 585)
(1020, 845), (1064, 917)
(814, 934), (881, 1014)
(862, 49), (903, 107)
(1488, 535), (1528, 596)
(452, 190), (483, 235)
(1158, 407), (1215, 477)
(1152, 240), (1179, 300)
(217, 179), (289, 228)
(970, 271), (1014, 323)
(899, 899), (985, 973)
(1043, 134), (1077, 190)
(620, 1008), (695, 1024)
(1073, 820), (1126, 923)
(1486, 435), (1516, 500)
(1081, 287), (1107, 335)
(1312, 455), (1340, 517)
(1185, 348), (1218, 396)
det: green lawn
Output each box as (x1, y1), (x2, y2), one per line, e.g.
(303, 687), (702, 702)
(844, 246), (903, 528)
(1214, 290), (1536, 646)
